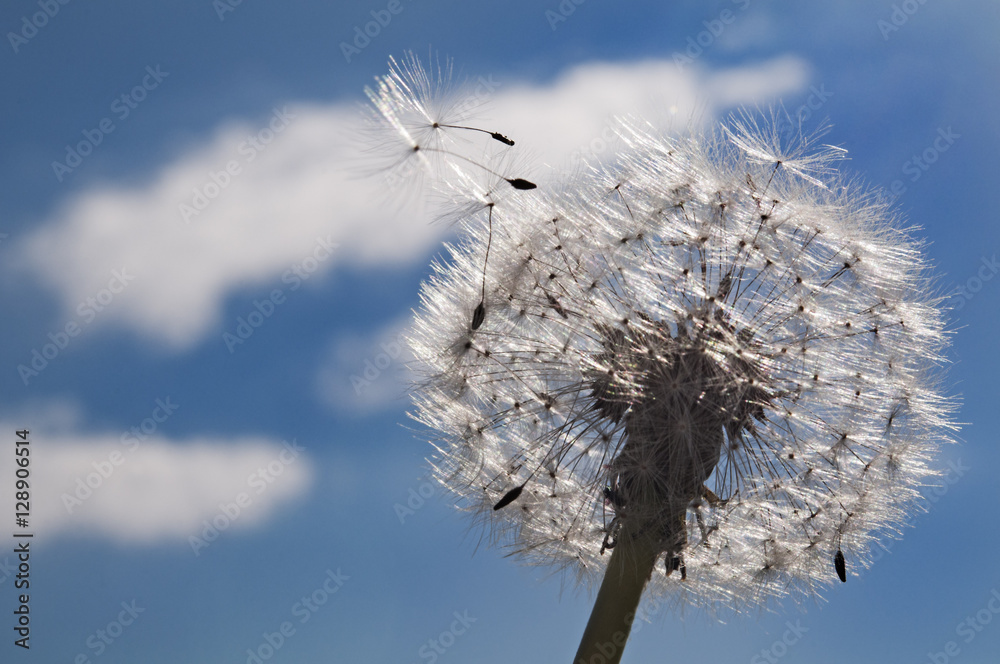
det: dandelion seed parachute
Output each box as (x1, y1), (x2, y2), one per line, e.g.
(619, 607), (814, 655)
(363, 52), (533, 190)
(373, 57), (955, 615)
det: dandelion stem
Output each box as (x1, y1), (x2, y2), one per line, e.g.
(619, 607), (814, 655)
(481, 205), (494, 303)
(573, 524), (659, 664)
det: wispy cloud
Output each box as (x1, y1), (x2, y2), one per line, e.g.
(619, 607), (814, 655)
(9, 56), (809, 351)
(0, 414), (314, 544)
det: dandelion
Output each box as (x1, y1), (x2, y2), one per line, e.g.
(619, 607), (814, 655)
(363, 52), (532, 192)
(367, 55), (956, 663)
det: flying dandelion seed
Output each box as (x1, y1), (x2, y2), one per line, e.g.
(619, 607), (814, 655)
(363, 52), (535, 190)
(365, 53), (536, 330)
(366, 54), (956, 663)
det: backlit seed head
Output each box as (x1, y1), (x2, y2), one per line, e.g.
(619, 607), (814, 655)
(380, 58), (957, 612)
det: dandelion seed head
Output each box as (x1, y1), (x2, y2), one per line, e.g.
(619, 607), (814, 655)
(378, 58), (956, 613)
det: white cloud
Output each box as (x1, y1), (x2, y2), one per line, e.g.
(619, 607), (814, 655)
(487, 55), (809, 170)
(715, 14), (778, 53)
(316, 317), (413, 415)
(0, 418), (314, 545)
(10, 56), (809, 350)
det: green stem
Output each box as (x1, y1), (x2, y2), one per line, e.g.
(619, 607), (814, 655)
(573, 526), (659, 664)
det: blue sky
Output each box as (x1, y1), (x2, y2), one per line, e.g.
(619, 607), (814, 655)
(1, 1), (999, 662)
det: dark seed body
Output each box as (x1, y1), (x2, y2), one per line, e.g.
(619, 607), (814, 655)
(494, 484), (525, 510)
(472, 302), (486, 330)
(835, 549), (847, 582)
(507, 178), (537, 190)
(491, 132), (515, 146)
